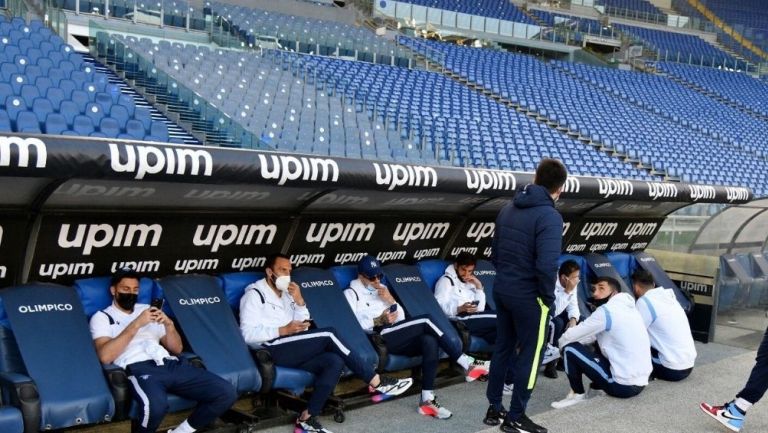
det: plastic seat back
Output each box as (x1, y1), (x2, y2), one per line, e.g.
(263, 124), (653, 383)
(632, 251), (692, 313)
(415, 259), (450, 293)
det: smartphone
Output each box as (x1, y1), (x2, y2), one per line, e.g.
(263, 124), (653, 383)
(389, 304), (398, 313)
(150, 298), (164, 310)
(470, 300), (480, 306)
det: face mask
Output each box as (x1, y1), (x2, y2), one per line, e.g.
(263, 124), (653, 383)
(116, 292), (138, 311)
(365, 284), (377, 293)
(588, 295), (610, 311)
(274, 275), (291, 292)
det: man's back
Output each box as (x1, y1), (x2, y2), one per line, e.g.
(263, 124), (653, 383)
(492, 184), (563, 305)
(638, 288), (697, 370)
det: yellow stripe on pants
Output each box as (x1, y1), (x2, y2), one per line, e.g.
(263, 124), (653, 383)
(527, 297), (550, 390)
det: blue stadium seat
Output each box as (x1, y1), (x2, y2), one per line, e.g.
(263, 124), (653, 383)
(4, 97), (25, 126)
(58, 100), (79, 126)
(0, 110), (11, 132)
(124, 119), (146, 140)
(149, 120), (169, 142)
(99, 117), (120, 138)
(472, 259), (497, 311)
(72, 115), (95, 136)
(31, 97), (53, 123)
(44, 112), (68, 135)
(15, 111), (40, 133)
(604, 252), (636, 292)
(584, 253), (633, 296)
(632, 251), (692, 313)
(415, 259), (450, 293)
(217, 272), (264, 314)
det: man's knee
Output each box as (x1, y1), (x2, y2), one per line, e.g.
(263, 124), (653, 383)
(214, 380), (238, 408)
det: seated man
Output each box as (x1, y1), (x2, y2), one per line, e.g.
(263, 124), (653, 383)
(240, 253), (413, 433)
(90, 268), (237, 433)
(345, 255), (490, 420)
(632, 269), (696, 382)
(542, 260), (582, 379)
(551, 277), (651, 408)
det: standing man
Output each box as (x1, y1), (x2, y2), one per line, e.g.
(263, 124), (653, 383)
(484, 159), (568, 433)
(632, 269), (696, 382)
(90, 268), (237, 433)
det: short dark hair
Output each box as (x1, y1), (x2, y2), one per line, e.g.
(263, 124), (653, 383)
(454, 252), (477, 267)
(593, 276), (620, 293)
(265, 253), (291, 271)
(535, 159), (568, 194)
(632, 269), (655, 288)
(559, 260), (580, 277)
(110, 267), (141, 288)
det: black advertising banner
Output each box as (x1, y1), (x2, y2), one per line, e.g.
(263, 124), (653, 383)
(30, 214), (292, 284)
(0, 215), (28, 286)
(564, 217), (665, 254)
(288, 217), (460, 268)
(0, 134), (753, 204)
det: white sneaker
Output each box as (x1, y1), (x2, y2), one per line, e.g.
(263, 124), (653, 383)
(503, 383), (514, 396)
(465, 358), (490, 382)
(542, 344), (560, 365)
(551, 391), (586, 409)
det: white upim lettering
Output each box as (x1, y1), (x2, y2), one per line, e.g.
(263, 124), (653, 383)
(466, 222), (495, 243)
(38, 262), (95, 279)
(451, 247), (478, 256)
(57, 223), (162, 255)
(0, 266), (6, 279)
(725, 187), (750, 203)
(580, 222), (618, 240)
(646, 182), (679, 200)
(290, 254), (326, 266)
(464, 169), (516, 194)
(688, 185), (716, 201)
(597, 179), (634, 198)
(258, 154), (339, 185)
(334, 252), (369, 265)
(231, 257), (267, 271)
(109, 143), (213, 180)
(174, 258), (219, 273)
(305, 223), (375, 248)
(374, 163), (438, 191)
(624, 222), (658, 239)
(563, 177), (581, 194)
(110, 261), (160, 274)
(377, 250), (407, 263)
(0, 136), (47, 168)
(193, 224), (277, 252)
(562, 222), (571, 236)
(393, 222), (451, 246)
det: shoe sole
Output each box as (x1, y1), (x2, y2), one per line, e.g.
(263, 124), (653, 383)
(372, 379), (414, 402)
(418, 407), (452, 419)
(699, 404), (742, 432)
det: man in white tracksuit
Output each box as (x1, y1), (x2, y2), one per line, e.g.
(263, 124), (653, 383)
(551, 276), (652, 408)
(632, 269), (696, 381)
(542, 260), (582, 379)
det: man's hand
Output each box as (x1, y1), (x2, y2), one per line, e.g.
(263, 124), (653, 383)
(567, 318), (578, 329)
(287, 282), (305, 306)
(279, 320), (310, 336)
(151, 308), (174, 328)
(379, 308), (398, 325)
(457, 302), (478, 315)
(466, 275), (483, 290)
(131, 308), (159, 330)
(376, 284), (396, 304)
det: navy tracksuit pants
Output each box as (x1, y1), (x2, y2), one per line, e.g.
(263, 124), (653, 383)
(737, 325), (768, 404)
(264, 327), (376, 415)
(455, 313), (498, 345)
(127, 358), (237, 433)
(486, 293), (550, 421)
(562, 342), (644, 398)
(650, 348), (692, 382)
(379, 315), (463, 390)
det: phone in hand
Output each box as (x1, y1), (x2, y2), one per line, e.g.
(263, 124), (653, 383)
(150, 298), (164, 310)
(388, 304), (398, 313)
(470, 300), (480, 306)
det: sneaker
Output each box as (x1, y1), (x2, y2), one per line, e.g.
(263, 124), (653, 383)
(541, 344), (560, 365)
(466, 358), (490, 382)
(500, 413), (548, 433)
(418, 398), (453, 419)
(483, 404), (507, 426)
(370, 376), (413, 403)
(700, 402), (745, 432)
(551, 391), (586, 409)
(503, 383), (514, 396)
(543, 360), (558, 379)
(295, 415), (334, 433)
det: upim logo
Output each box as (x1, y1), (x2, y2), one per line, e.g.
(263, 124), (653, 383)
(647, 183), (679, 200)
(259, 154), (339, 186)
(393, 222), (450, 246)
(374, 163), (437, 191)
(184, 189), (270, 201)
(0, 136), (47, 168)
(55, 183), (155, 198)
(58, 223), (162, 255)
(562, 222), (571, 236)
(464, 169), (515, 194)
(625, 222), (658, 239)
(580, 222), (618, 240)
(193, 224), (277, 252)
(306, 223), (375, 248)
(597, 179), (634, 198)
(110, 143), (213, 180)
(726, 187), (750, 203)
(563, 177), (581, 194)
(688, 185), (716, 201)
(466, 222), (494, 242)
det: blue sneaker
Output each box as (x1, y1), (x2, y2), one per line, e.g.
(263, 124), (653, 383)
(700, 401), (745, 432)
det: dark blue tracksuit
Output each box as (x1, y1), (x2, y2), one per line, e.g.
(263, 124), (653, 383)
(737, 325), (768, 404)
(127, 358), (237, 433)
(486, 184), (563, 422)
(263, 327), (377, 415)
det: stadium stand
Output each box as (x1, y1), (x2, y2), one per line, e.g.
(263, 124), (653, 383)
(697, 0), (768, 54)
(656, 61), (768, 117)
(54, 0), (207, 30)
(598, 0), (666, 18)
(381, 0), (535, 24)
(615, 23), (738, 67)
(400, 37), (768, 194)
(528, 9), (615, 38)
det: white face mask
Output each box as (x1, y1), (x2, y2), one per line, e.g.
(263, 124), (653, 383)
(274, 275), (291, 292)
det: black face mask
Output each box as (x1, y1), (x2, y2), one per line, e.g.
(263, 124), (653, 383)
(588, 295), (611, 311)
(116, 292), (138, 311)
